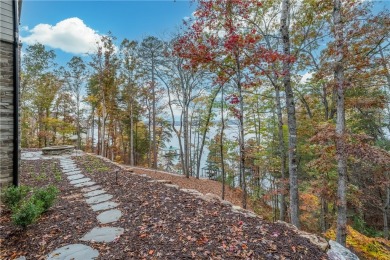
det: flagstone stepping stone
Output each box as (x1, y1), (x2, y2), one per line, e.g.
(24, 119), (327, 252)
(64, 171), (82, 176)
(96, 209), (122, 224)
(47, 243), (99, 260)
(70, 178), (91, 185)
(91, 201), (118, 212)
(81, 185), (102, 193)
(86, 194), (113, 205)
(62, 168), (81, 173)
(80, 227), (124, 243)
(60, 162), (75, 165)
(61, 162), (76, 166)
(62, 168), (79, 172)
(67, 174), (85, 181)
(74, 181), (96, 188)
(62, 167), (79, 171)
(62, 166), (78, 170)
(84, 189), (106, 197)
(60, 162), (76, 168)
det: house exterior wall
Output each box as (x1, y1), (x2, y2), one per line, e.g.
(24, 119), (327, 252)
(0, 0), (19, 187)
(0, 0), (14, 42)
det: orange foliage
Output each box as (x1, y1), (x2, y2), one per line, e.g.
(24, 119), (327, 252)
(299, 193), (321, 233)
(325, 226), (390, 260)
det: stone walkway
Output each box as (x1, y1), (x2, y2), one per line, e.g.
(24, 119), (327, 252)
(42, 155), (124, 260)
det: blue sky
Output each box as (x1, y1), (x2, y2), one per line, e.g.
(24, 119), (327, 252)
(20, 0), (197, 64)
(19, 0), (390, 66)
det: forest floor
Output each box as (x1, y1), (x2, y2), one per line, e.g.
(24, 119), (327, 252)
(0, 150), (328, 259)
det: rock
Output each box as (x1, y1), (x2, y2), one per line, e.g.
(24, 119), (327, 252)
(156, 180), (172, 184)
(164, 184), (179, 189)
(62, 166), (77, 170)
(86, 194), (113, 205)
(74, 181), (96, 188)
(180, 188), (203, 197)
(47, 244), (99, 259)
(64, 170), (82, 176)
(221, 200), (233, 207)
(276, 220), (298, 231)
(84, 189), (106, 197)
(97, 209), (122, 224)
(300, 233), (329, 252)
(81, 185), (102, 193)
(91, 201), (119, 212)
(276, 221), (329, 252)
(232, 205), (243, 211)
(80, 227), (124, 243)
(327, 240), (360, 260)
(67, 174), (85, 181)
(245, 212), (258, 218)
(201, 193), (222, 203)
(70, 178), (92, 185)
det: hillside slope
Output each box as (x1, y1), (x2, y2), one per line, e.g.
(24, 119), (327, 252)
(1, 152), (328, 259)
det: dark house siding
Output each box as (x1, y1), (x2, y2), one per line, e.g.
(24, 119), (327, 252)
(0, 0), (20, 187)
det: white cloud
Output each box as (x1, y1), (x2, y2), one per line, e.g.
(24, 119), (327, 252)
(21, 17), (103, 55)
(20, 25), (29, 32)
(300, 72), (313, 84)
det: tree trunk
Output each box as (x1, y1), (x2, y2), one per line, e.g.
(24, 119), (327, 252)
(130, 102), (134, 166)
(320, 197), (329, 232)
(237, 57), (246, 209)
(101, 113), (106, 157)
(220, 84), (226, 200)
(195, 86), (221, 179)
(97, 116), (101, 155)
(334, 0), (347, 246)
(383, 183), (390, 239)
(281, 0), (300, 228)
(45, 107), (49, 147)
(275, 84), (287, 221)
(183, 104), (190, 178)
(148, 105), (152, 168)
(152, 57), (157, 169)
(91, 108), (95, 153)
(76, 93), (81, 150)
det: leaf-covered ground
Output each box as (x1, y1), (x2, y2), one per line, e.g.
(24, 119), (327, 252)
(0, 151), (328, 259)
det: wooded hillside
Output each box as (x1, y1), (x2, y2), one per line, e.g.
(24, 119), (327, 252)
(19, 0), (390, 248)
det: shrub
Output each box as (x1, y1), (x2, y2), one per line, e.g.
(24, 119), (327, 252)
(1, 185), (30, 210)
(2, 184), (59, 228)
(32, 185), (59, 212)
(11, 198), (43, 228)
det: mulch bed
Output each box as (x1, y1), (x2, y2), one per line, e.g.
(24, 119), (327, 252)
(0, 152), (328, 259)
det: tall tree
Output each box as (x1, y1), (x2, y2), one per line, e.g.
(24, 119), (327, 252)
(89, 33), (120, 157)
(158, 38), (206, 177)
(21, 43), (60, 147)
(120, 39), (142, 166)
(64, 56), (87, 150)
(139, 36), (164, 169)
(281, 0), (300, 228)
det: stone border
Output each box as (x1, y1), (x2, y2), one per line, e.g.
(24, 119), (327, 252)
(81, 152), (333, 254)
(42, 145), (75, 155)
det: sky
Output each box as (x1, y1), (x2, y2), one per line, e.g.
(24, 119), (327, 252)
(20, 0), (197, 64)
(20, 0), (390, 66)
